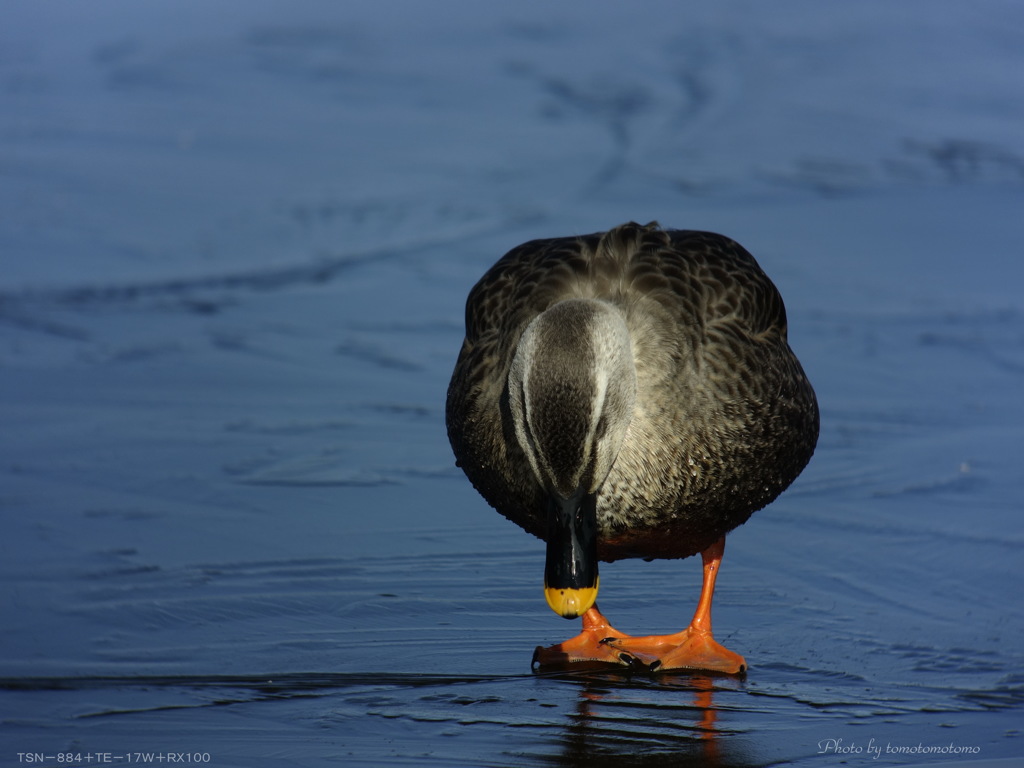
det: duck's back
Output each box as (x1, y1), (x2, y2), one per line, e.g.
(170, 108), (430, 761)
(447, 222), (818, 562)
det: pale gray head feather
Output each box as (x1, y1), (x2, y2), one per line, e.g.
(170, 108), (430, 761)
(508, 299), (636, 499)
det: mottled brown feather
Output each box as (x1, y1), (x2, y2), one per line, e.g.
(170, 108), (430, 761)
(446, 222), (818, 562)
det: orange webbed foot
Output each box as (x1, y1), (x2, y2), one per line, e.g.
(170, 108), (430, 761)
(607, 627), (747, 674)
(531, 606), (658, 671)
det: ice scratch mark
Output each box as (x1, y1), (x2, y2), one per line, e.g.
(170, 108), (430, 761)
(336, 337), (421, 372)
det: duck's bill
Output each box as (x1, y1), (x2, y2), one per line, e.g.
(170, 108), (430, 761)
(543, 492), (599, 619)
(544, 580), (599, 619)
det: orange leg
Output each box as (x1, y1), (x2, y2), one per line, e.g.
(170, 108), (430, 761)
(610, 536), (747, 674)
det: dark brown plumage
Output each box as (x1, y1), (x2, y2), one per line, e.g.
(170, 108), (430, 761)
(447, 221), (818, 561)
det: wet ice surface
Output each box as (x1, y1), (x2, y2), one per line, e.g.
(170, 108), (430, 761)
(2, 1), (1023, 765)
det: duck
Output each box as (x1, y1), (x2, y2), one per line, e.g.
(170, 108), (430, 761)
(446, 222), (818, 673)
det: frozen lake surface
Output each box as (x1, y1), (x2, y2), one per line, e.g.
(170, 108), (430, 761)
(2, 2), (1023, 765)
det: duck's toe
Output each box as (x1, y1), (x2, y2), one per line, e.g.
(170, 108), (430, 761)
(531, 605), (659, 671)
(610, 627), (747, 675)
(531, 640), (648, 671)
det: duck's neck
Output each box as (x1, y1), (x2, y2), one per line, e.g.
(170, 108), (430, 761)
(508, 298), (636, 499)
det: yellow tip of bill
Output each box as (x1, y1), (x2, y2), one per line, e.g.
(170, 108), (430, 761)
(544, 578), (599, 619)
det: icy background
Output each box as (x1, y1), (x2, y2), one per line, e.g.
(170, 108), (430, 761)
(2, 1), (1022, 765)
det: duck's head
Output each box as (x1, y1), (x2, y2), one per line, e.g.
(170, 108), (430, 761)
(507, 299), (636, 619)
